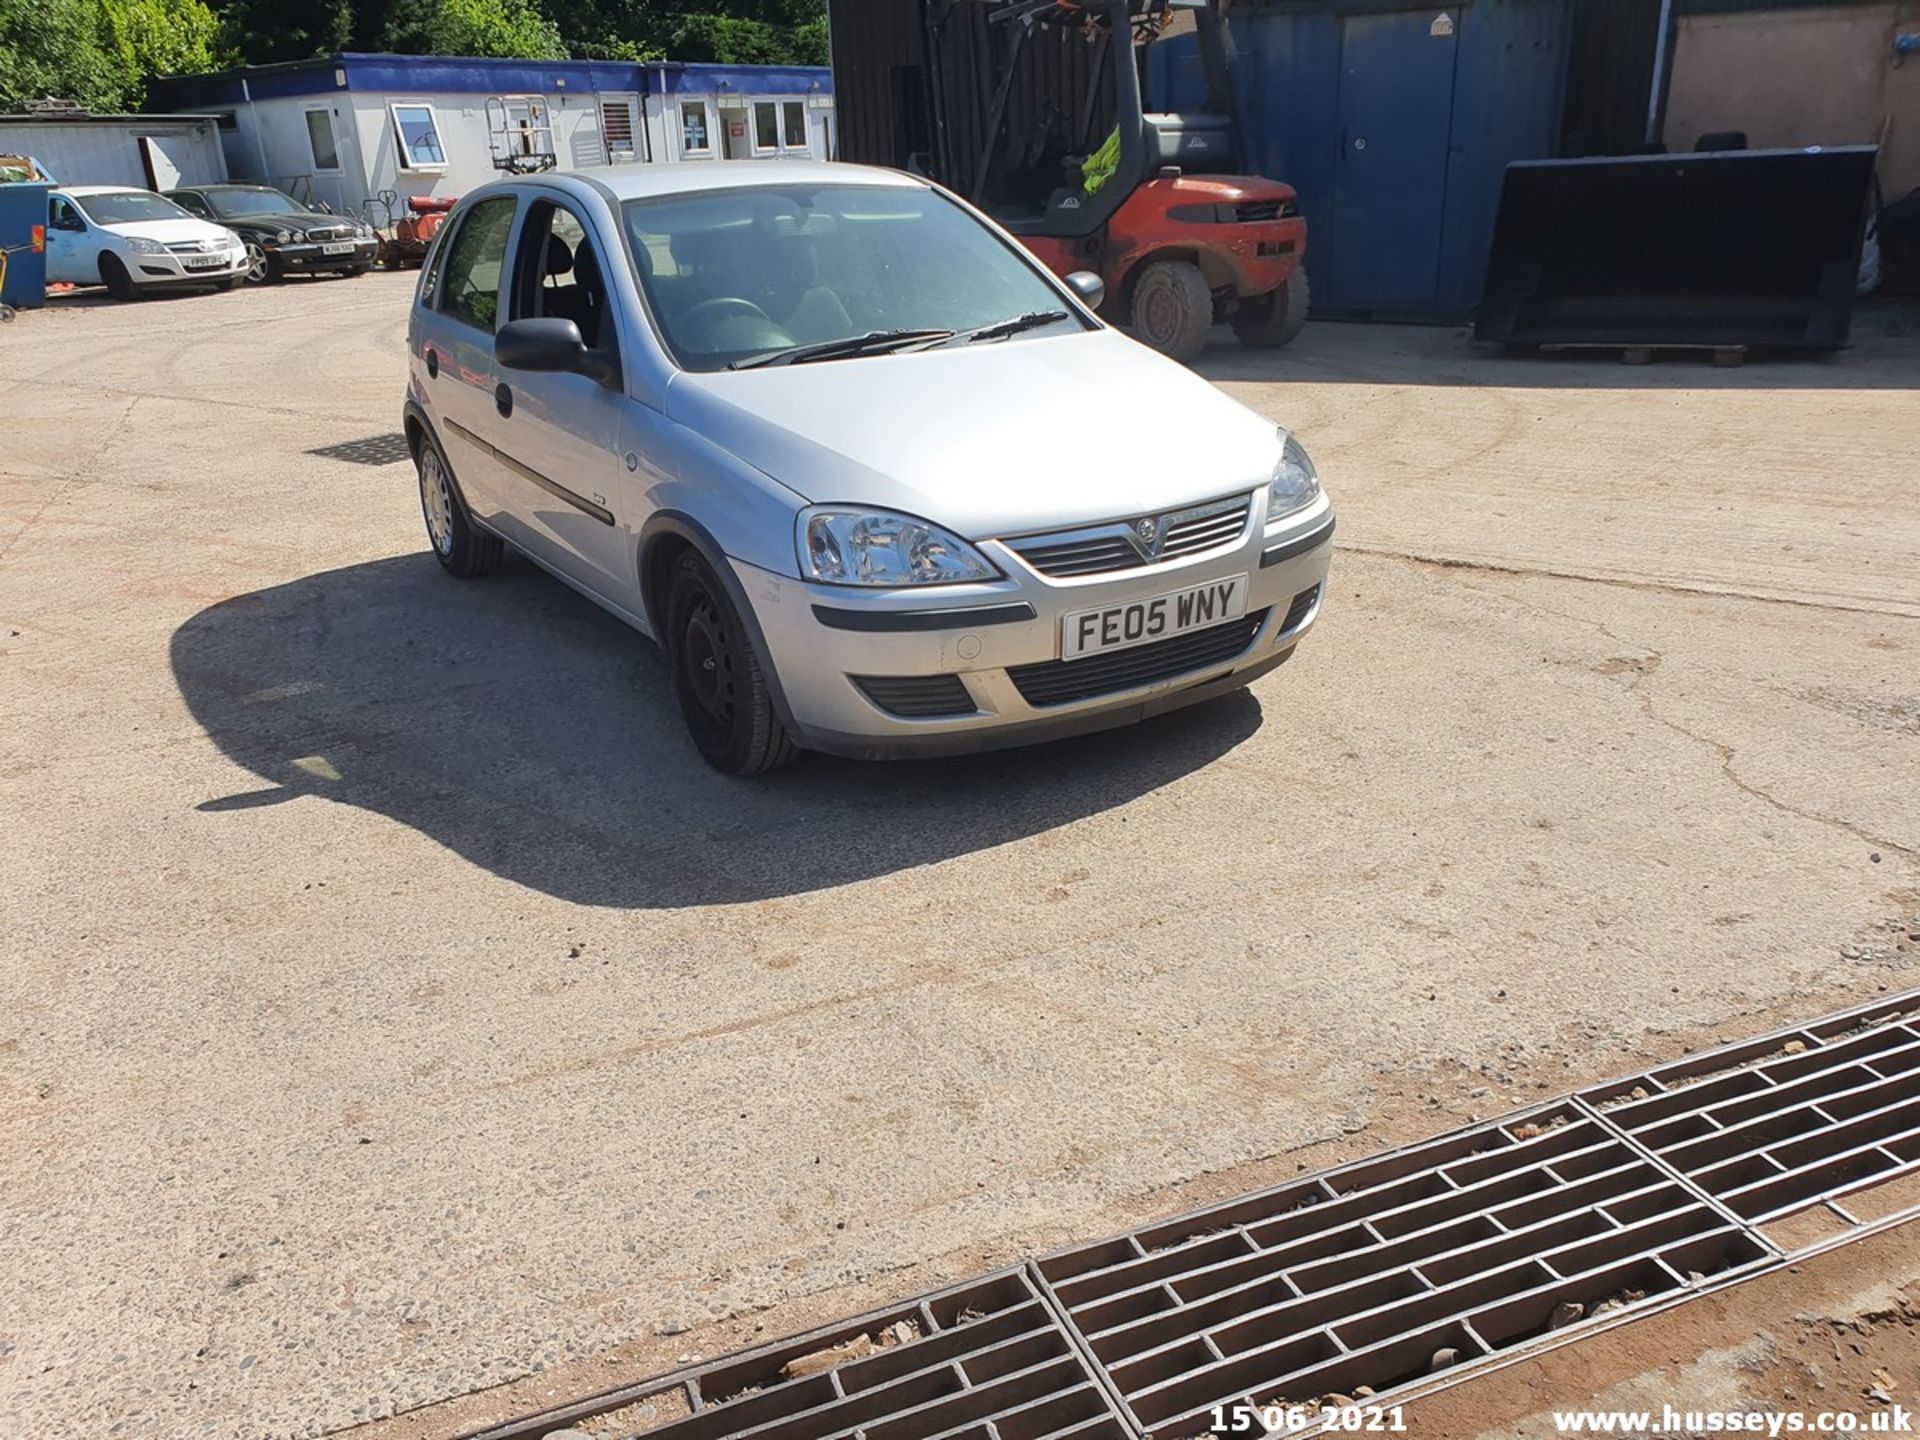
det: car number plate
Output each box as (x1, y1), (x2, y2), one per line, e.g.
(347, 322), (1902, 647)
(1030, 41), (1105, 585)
(322, 241), (355, 255)
(1061, 574), (1249, 660)
(184, 254), (225, 268)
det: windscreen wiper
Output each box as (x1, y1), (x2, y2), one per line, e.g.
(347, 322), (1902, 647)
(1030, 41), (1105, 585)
(729, 328), (956, 370)
(946, 310), (1071, 345)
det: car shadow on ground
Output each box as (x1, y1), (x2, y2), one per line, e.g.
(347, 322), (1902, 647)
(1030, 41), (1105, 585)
(169, 551), (1263, 908)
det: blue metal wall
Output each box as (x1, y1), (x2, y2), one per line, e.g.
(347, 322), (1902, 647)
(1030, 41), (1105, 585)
(1152, 0), (1573, 318)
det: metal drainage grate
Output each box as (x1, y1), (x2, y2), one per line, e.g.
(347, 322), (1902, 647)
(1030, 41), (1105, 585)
(1034, 1106), (1766, 1436)
(463, 1269), (1132, 1440)
(308, 432), (413, 466)
(474, 989), (1920, 1440)
(1583, 995), (1920, 1229)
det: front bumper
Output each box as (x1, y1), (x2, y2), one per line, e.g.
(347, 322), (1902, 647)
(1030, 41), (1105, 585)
(270, 238), (378, 271)
(742, 497), (1335, 760)
(130, 249), (249, 285)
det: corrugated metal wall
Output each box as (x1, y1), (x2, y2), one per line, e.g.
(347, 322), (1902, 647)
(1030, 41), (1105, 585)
(0, 119), (227, 188)
(1562, 0), (1665, 154)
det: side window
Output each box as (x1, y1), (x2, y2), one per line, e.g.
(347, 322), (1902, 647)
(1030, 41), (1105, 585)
(436, 196), (517, 332)
(49, 196), (84, 231)
(783, 101), (807, 151)
(753, 102), (778, 152)
(173, 192), (209, 217)
(511, 200), (612, 353)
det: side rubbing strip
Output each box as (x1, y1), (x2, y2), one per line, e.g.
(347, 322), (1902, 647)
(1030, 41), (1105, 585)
(1260, 514), (1336, 568)
(811, 601), (1036, 633)
(443, 418), (615, 527)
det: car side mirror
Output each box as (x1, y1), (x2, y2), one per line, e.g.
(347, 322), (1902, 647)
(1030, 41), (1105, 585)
(1063, 269), (1106, 310)
(496, 317), (619, 387)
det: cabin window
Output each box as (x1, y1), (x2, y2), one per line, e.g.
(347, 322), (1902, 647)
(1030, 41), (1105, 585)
(680, 102), (712, 156)
(391, 103), (447, 170)
(305, 109), (340, 172)
(783, 101), (807, 150)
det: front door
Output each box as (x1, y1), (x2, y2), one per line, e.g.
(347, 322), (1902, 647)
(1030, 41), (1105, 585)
(42, 194), (98, 285)
(487, 196), (636, 607)
(1325, 7), (1460, 314)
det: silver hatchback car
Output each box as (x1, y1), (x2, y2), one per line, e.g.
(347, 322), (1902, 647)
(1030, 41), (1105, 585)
(404, 161), (1333, 774)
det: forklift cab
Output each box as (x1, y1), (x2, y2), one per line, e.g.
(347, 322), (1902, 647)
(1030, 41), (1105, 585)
(913, 0), (1310, 360)
(954, 0), (1244, 238)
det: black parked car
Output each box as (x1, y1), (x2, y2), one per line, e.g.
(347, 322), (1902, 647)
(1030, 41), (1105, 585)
(164, 184), (378, 285)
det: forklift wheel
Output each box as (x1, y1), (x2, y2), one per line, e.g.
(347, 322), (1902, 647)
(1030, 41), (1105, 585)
(1232, 268), (1311, 350)
(1129, 260), (1213, 363)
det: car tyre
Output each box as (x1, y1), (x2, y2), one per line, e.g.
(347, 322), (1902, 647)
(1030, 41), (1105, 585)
(416, 432), (503, 578)
(242, 240), (276, 286)
(342, 264), (372, 278)
(1232, 267), (1311, 349)
(665, 551), (798, 776)
(99, 253), (137, 302)
(218, 276), (245, 292)
(1129, 259), (1212, 363)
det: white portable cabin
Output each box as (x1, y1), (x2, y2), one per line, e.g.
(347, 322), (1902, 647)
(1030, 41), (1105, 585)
(0, 111), (227, 189)
(146, 54), (836, 225)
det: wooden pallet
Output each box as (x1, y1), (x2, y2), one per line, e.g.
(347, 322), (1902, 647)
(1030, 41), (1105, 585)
(1540, 342), (1748, 367)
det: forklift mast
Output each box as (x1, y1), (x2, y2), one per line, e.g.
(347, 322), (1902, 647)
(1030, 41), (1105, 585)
(921, 0), (1246, 239)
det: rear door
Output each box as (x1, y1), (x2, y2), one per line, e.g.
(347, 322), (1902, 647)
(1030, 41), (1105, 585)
(1325, 7), (1460, 314)
(485, 194), (637, 607)
(412, 193), (521, 523)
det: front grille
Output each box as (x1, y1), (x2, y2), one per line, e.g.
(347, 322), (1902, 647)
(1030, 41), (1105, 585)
(1007, 494), (1254, 579)
(853, 673), (976, 718)
(165, 241), (216, 254)
(1009, 609), (1267, 708)
(1279, 584), (1321, 635)
(304, 225), (352, 242)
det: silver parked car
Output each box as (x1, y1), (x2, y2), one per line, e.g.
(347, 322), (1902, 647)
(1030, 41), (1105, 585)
(404, 162), (1334, 774)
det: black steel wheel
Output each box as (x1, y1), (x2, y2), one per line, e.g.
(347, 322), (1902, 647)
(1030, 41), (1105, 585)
(665, 551), (797, 775)
(1129, 259), (1212, 363)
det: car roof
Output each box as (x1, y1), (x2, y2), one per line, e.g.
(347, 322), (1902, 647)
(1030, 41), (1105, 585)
(59, 185), (163, 196)
(509, 160), (928, 207)
(181, 183), (288, 191)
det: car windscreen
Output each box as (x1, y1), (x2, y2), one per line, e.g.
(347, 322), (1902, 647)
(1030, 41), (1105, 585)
(73, 191), (193, 225)
(620, 184), (1085, 371)
(206, 188), (308, 218)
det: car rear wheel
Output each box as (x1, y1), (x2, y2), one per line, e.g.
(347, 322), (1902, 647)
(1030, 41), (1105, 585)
(1129, 259), (1212, 363)
(416, 432), (502, 578)
(99, 253), (136, 302)
(665, 551), (798, 776)
(1232, 267), (1311, 349)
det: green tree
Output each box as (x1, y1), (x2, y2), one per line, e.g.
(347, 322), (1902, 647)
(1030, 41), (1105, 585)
(0, 0), (216, 110)
(213, 0), (352, 63)
(382, 0), (567, 58)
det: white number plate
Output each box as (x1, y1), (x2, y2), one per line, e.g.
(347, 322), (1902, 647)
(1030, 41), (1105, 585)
(184, 255), (226, 268)
(321, 241), (355, 255)
(1061, 574), (1249, 660)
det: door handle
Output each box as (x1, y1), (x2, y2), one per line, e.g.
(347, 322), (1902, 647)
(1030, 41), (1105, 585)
(495, 383), (513, 419)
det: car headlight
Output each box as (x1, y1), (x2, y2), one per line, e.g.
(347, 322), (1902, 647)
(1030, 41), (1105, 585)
(275, 229), (292, 244)
(1269, 430), (1321, 522)
(124, 237), (169, 255)
(798, 507), (1000, 587)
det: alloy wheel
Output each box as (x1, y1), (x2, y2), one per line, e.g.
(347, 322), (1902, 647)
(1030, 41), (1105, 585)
(243, 242), (270, 284)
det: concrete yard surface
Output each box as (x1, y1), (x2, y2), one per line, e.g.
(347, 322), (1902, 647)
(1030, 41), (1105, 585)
(0, 277), (1916, 1439)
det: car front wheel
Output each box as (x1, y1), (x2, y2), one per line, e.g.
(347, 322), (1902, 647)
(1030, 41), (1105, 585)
(242, 241), (276, 285)
(665, 551), (797, 776)
(99, 253), (136, 301)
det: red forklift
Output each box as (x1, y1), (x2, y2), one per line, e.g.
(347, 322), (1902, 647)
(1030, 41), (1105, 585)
(831, 0), (1309, 361)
